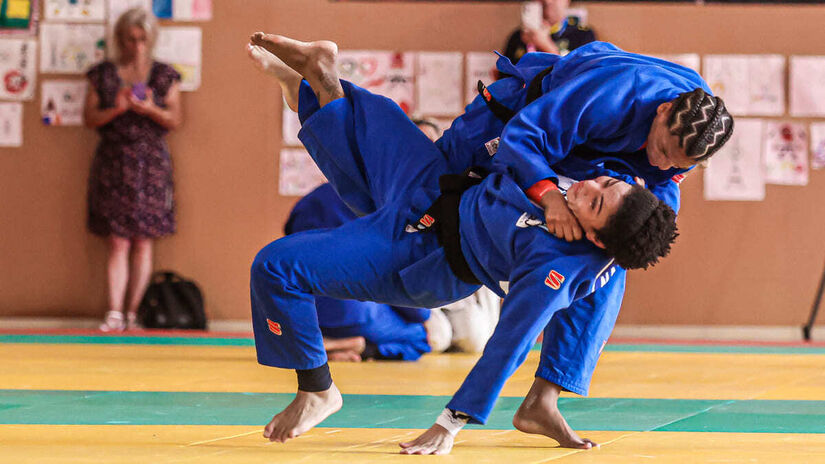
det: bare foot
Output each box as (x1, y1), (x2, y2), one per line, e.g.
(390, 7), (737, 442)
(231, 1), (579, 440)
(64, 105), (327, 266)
(399, 423), (454, 455)
(323, 336), (366, 353)
(249, 32), (343, 107)
(263, 383), (343, 443)
(327, 350), (362, 362)
(246, 43), (302, 112)
(512, 377), (598, 449)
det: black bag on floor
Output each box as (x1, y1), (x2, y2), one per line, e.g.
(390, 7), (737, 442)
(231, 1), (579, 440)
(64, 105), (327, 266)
(138, 271), (207, 330)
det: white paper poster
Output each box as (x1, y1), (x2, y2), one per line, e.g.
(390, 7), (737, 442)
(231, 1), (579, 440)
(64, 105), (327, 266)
(703, 118), (765, 201)
(337, 50), (385, 88)
(337, 50), (415, 114)
(153, 26), (201, 91)
(652, 53), (700, 73)
(763, 121), (808, 186)
(45, 0), (105, 22)
(382, 52), (415, 114)
(39, 23), (105, 74)
(790, 56), (825, 117)
(107, 0), (151, 26)
(466, 52), (498, 105)
(809, 122), (825, 170)
(416, 52), (463, 116)
(0, 102), (23, 146)
(173, 0), (212, 21)
(282, 103), (301, 147)
(279, 148), (326, 196)
(703, 55), (785, 116)
(41, 80), (87, 126)
(0, 39), (36, 100)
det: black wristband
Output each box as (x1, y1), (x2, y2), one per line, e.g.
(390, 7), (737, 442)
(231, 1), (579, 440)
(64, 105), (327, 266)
(449, 408), (472, 422)
(296, 363), (332, 392)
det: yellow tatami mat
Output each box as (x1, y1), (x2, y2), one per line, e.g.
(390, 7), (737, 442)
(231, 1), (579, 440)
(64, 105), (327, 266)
(3, 335), (825, 463)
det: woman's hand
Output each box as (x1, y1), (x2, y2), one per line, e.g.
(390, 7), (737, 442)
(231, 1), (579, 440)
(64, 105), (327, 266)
(128, 87), (157, 116)
(114, 87), (132, 115)
(521, 21), (559, 54)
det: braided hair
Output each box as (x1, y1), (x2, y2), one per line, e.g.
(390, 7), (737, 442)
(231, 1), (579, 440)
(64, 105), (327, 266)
(667, 88), (735, 162)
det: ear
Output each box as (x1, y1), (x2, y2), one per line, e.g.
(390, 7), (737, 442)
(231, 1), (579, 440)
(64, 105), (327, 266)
(657, 101), (672, 116)
(586, 230), (606, 249)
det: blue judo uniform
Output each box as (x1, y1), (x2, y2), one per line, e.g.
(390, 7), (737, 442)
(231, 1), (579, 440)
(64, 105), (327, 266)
(438, 41), (709, 210)
(250, 80), (621, 424)
(285, 183), (431, 361)
(433, 41), (711, 395)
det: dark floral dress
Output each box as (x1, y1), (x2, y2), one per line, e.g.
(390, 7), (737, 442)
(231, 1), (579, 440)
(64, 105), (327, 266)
(86, 61), (181, 239)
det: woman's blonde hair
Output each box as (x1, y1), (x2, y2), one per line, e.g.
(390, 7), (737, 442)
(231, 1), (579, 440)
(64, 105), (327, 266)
(112, 7), (158, 62)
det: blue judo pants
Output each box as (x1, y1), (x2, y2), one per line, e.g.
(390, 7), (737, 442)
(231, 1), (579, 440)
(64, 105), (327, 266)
(250, 81), (478, 370)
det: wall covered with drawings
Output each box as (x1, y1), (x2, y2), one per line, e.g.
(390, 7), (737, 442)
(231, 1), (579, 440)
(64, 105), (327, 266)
(2, 0), (825, 330)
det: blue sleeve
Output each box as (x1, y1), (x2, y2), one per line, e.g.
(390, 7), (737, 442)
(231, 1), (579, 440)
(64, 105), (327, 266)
(492, 69), (640, 190)
(649, 166), (694, 214)
(649, 178), (681, 214)
(445, 237), (600, 424)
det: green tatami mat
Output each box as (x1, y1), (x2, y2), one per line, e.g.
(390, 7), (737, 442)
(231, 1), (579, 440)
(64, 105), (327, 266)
(2, 390), (824, 433)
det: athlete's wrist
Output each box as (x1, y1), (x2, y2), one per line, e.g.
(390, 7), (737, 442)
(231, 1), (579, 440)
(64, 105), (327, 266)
(526, 179), (559, 203)
(434, 408), (470, 436)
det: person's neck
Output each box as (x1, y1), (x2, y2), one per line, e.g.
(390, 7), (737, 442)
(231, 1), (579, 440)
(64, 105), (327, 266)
(119, 56), (151, 70)
(117, 57), (152, 84)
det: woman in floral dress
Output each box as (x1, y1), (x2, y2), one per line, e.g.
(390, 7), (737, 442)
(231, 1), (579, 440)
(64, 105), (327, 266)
(83, 7), (182, 331)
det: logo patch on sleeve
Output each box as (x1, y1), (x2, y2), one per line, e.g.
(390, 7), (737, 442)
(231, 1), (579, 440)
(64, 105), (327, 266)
(544, 270), (565, 290)
(267, 319), (282, 336)
(671, 173), (687, 185)
(485, 137), (500, 156)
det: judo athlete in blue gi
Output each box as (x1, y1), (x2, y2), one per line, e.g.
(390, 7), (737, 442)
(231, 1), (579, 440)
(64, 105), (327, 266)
(425, 41), (735, 450)
(246, 34), (679, 453)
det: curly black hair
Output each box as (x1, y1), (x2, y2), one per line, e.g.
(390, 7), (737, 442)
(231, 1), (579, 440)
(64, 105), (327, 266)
(595, 185), (678, 270)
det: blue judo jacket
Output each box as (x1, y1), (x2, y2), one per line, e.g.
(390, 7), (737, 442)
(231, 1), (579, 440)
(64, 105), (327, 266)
(443, 172), (618, 423)
(437, 41), (712, 213)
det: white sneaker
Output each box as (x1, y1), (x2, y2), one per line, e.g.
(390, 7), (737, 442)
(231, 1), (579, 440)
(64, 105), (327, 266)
(424, 308), (453, 353)
(99, 310), (125, 332)
(442, 288), (501, 353)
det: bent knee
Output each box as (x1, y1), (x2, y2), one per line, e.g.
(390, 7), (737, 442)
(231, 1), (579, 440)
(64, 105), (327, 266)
(250, 238), (315, 294)
(109, 236), (131, 253)
(251, 240), (293, 282)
